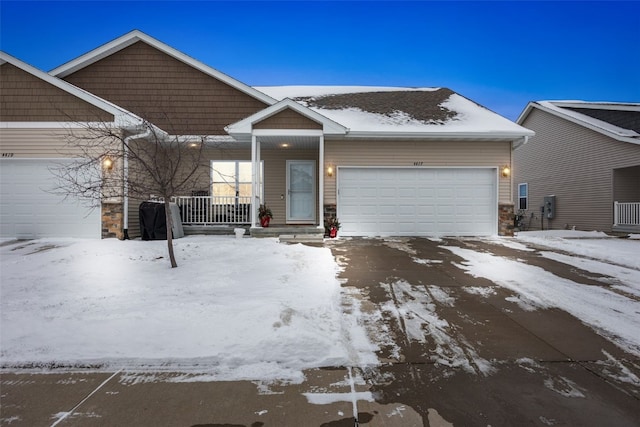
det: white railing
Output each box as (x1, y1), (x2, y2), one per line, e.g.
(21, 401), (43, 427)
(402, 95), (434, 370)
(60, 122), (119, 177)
(614, 201), (640, 226)
(171, 196), (252, 225)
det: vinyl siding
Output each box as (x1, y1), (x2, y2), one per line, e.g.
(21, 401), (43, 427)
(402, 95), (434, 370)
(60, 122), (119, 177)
(514, 108), (640, 231)
(62, 41), (268, 135)
(254, 109), (322, 130)
(324, 139), (511, 204)
(0, 63), (113, 123)
(0, 128), (92, 157)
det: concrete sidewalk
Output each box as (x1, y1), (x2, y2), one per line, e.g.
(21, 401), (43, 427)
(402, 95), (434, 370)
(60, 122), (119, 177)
(1, 368), (422, 426)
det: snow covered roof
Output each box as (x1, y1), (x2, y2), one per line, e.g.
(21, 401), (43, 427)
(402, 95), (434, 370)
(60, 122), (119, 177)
(254, 86), (534, 139)
(518, 101), (640, 145)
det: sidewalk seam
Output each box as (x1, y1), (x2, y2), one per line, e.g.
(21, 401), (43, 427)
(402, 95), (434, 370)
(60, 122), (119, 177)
(50, 369), (122, 427)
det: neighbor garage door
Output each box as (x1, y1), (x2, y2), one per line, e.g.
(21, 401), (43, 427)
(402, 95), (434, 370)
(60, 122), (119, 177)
(337, 167), (497, 236)
(0, 159), (100, 239)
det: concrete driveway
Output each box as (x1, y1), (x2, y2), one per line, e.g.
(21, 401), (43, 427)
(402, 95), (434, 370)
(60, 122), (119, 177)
(328, 237), (640, 426)
(1, 236), (638, 426)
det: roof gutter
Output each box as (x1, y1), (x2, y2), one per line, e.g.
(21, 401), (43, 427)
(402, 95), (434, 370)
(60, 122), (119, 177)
(512, 135), (529, 150)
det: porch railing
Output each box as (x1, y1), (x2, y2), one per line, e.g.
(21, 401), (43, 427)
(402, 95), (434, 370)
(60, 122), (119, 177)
(171, 196), (252, 225)
(614, 201), (640, 227)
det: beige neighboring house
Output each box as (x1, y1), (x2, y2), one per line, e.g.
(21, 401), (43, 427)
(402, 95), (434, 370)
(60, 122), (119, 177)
(514, 101), (640, 233)
(1, 30), (534, 239)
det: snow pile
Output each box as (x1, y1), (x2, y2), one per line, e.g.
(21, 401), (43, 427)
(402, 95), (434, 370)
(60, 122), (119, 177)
(0, 236), (375, 381)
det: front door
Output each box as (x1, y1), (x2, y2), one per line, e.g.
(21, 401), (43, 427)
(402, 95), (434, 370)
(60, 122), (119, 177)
(286, 160), (316, 223)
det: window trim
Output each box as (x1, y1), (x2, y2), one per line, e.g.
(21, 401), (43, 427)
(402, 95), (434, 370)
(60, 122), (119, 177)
(518, 183), (528, 210)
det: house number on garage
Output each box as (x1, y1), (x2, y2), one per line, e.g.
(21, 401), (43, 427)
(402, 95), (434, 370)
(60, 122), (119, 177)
(2, 153), (15, 157)
(413, 161), (423, 166)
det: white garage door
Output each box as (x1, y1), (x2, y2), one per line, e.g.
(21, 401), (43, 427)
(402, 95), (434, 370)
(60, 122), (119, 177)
(337, 167), (497, 237)
(0, 159), (101, 239)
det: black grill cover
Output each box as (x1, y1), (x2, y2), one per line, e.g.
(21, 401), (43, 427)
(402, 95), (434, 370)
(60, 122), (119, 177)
(139, 202), (168, 240)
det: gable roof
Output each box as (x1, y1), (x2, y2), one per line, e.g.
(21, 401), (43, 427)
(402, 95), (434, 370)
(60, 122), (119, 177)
(517, 101), (640, 145)
(226, 98), (348, 139)
(0, 51), (142, 127)
(49, 30), (277, 106)
(256, 86), (535, 140)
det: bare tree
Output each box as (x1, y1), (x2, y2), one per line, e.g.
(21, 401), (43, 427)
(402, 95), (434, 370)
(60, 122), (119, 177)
(52, 119), (209, 268)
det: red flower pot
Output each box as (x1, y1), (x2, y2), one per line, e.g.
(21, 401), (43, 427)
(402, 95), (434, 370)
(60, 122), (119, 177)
(260, 216), (270, 227)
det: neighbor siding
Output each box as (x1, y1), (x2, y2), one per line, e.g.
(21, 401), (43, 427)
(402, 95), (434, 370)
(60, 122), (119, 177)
(253, 109), (323, 130)
(324, 139), (511, 204)
(62, 41), (269, 135)
(514, 108), (640, 231)
(0, 63), (114, 123)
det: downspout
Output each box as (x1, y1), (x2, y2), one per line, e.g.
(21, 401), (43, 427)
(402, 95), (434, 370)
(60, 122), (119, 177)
(122, 128), (152, 239)
(512, 135), (529, 151)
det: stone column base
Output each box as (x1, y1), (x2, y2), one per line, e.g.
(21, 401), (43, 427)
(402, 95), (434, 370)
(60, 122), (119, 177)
(102, 202), (124, 239)
(498, 202), (515, 237)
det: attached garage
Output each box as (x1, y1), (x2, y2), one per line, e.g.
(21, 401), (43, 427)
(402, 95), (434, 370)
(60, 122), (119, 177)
(0, 159), (101, 239)
(337, 167), (497, 236)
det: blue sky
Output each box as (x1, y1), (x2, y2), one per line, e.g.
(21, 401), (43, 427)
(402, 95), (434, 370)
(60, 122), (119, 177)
(1, 1), (639, 120)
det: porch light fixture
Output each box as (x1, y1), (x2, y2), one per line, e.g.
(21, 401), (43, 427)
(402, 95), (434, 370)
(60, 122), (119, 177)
(102, 156), (114, 172)
(501, 165), (511, 178)
(280, 143), (289, 148)
(327, 166), (334, 177)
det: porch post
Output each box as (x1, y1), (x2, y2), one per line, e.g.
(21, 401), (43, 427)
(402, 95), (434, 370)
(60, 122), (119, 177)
(318, 134), (325, 230)
(251, 134), (258, 228)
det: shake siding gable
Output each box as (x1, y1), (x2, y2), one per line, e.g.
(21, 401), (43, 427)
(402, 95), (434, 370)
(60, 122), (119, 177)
(0, 63), (113, 122)
(514, 107), (640, 231)
(253, 108), (323, 130)
(62, 41), (269, 135)
(324, 139), (511, 204)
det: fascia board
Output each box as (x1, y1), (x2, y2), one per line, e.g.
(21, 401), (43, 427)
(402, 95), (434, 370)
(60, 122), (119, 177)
(1, 51), (141, 128)
(343, 130), (535, 140)
(531, 101), (640, 144)
(49, 30), (277, 106)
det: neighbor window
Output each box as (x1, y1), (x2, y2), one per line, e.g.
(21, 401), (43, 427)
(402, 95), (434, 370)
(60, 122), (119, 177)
(518, 183), (528, 210)
(211, 161), (263, 200)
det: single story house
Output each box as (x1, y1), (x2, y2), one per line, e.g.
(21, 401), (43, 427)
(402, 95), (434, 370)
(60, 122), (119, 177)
(1, 30), (534, 239)
(514, 101), (640, 233)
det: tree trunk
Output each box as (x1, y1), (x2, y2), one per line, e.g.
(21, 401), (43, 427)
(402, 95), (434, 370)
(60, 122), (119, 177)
(164, 199), (178, 268)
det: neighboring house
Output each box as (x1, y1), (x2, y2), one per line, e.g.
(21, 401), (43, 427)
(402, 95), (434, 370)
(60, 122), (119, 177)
(1, 30), (534, 239)
(0, 51), (144, 239)
(514, 101), (640, 233)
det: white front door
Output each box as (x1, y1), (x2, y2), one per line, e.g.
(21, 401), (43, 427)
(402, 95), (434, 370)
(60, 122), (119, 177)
(286, 160), (316, 223)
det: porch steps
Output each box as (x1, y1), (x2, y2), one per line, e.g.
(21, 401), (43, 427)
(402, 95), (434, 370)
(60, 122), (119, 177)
(183, 225), (248, 236)
(250, 226), (324, 239)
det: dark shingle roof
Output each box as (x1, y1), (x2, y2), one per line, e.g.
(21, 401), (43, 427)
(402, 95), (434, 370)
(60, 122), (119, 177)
(295, 88), (458, 124)
(565, 107), (640, 133)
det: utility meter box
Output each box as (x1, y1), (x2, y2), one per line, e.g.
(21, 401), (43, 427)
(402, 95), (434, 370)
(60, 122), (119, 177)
(544, 195), (556, 219)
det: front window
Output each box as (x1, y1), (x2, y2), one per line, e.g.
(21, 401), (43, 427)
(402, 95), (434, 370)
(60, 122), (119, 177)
(211, 161), (262, 200)
(518, 183), (528, 210)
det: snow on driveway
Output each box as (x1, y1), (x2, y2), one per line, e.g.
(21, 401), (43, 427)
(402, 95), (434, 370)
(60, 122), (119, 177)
(0, 236), (377, 381)
(444, 231), (640, 357)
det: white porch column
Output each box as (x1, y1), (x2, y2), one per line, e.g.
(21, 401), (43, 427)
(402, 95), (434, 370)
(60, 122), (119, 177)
(318, 134), (325, 230)
(251, 134), (258, 228)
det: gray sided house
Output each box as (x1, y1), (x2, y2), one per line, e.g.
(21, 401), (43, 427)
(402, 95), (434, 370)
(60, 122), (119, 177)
(1, 30), (534, 240)
(514, 101), (640, 233)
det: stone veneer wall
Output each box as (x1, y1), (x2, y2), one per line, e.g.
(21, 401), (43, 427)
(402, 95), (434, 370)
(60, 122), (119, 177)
(102, 202), (124, 239)
(498, 202), (515, 237)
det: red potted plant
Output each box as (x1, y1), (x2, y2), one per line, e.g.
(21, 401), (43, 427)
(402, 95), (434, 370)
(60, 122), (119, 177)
(258, 204), (273, 227)
(324, 216), (341, 238)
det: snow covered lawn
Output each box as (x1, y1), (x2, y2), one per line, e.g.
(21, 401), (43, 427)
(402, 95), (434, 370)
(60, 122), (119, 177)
(0, 236), (376, 381)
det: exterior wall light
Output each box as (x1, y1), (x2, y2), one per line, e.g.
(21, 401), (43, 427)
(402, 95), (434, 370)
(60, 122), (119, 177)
(501, 165), (511, 178)
(327, 166), (334, 177)
(102, 156), (114, 171)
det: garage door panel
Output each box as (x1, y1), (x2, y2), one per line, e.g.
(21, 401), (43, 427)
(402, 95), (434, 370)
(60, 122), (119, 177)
(338, 167), (496, 236)
(1, 159), (100, 239)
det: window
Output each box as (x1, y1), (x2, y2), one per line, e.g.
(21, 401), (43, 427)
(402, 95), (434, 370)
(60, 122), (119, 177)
(518, 183), (528, 210)
(211, 161), (262, 200)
